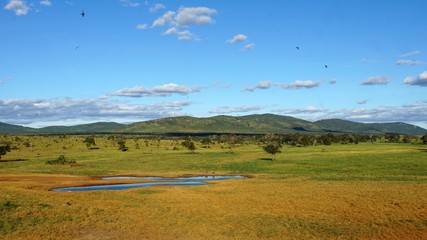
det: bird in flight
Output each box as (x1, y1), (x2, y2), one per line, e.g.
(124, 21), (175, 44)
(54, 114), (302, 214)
(296, 46), (300, 50)
(324, 65), (328, 68)
(81, 10), (85, 17)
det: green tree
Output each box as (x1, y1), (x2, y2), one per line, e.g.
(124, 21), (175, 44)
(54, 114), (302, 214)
(263, 142), (281, 160)
(117, 138), (128, 152)
(385, 133), (400, 143)
(181, 139), (196, 154)
(262, 134), (282, 160)
(319, 134), (333, 146)
(201, 137), (211, 148)
(83, 136), (96, 149)
(421, 133), (427, 144)
(0, 145), (11, 160)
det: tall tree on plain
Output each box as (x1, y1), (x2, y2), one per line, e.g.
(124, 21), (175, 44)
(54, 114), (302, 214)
(262, 134), (282, 160)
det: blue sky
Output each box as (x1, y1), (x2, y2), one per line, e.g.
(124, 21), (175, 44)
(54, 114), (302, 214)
(1, 0), (427, 129)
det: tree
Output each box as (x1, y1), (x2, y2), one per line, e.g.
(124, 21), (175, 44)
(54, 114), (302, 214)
(0, 145), (11, 160)
(385, 133), (400, 143)
(262, 134), (282, 160)
(319, 134), (333, 146)
(263, 142), (281, 160)
(83, 136), (96, 149)
(181, 139), (196, 154)
(201, 137), (211, 148)
(117, 138), (128, 152)
(421, 133), (427, 144)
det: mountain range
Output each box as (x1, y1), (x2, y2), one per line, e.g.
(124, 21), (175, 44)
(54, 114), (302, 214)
(0, 114), (426, 135)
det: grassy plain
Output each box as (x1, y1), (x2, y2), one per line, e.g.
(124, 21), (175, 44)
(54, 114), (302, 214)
(0, 135), (426, 239)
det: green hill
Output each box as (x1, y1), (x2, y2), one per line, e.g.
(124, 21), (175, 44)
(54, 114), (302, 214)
(38, 122), (125, 134)
(120, 114), (323, 134)
(315, 119), (426, 135)
(1, 114), (426, 135)
(0, 122), (37, 134)
(0, 122), (125, 134)
(121, 114), (426, 135)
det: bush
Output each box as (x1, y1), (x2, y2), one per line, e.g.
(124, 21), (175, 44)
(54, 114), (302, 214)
(0, 145), (11, 160)
(46, 155), (76, 165)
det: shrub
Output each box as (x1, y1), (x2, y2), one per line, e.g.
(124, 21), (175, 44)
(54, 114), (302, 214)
(0, 145), (11, 160)
(46, 155), (76, 165)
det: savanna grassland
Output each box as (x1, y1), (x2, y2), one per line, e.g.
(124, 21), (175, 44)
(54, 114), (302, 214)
(0, 135), (426, 239)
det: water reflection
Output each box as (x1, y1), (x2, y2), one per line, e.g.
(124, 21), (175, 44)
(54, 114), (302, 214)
(51, 175), (245, 192)
(102, 175), (246, 181)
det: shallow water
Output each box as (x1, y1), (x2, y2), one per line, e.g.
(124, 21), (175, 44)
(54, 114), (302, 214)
(102, 175), (246, 181)
(51, 181), (207, 192)
(51, 175), (245, 192)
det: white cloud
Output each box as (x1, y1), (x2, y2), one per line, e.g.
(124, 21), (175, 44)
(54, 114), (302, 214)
(175, 7), (217, 26)
(152, 10), (176, 27)
(243, 81), (272, 92)
(395, 59), (425, 65)
(110, 83), (201, 97)
(227, 34), (247, 43)
(244, 80), (321, 91)
(271, 101), (427, 128)
(151, 6), (216, 40)
(175, 30), (194, 40)
(162, 27), (178, 35)
(361, 76), (390, 85)
(119, 0), (140, 7)
(274, 106), (328, 115)
(403, 71), (427, 87)
(331, 104), (427, 124)
(400, 50), (420, 57)
(152, 7), (216, 28)
(209, 105), (262, 114)
(136, 23), (148, 30)
(0, 98), (193, 126)
(40, 0), (51, 6)
(281, 80), (322, 90)
(162, 27), (195, 40)
(243, 43), (255, 51)
(4, 0), (30, 16)
(149, 3), (165, 13)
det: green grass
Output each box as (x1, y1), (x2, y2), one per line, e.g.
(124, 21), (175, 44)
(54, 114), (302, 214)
(1, 135), (426, 182)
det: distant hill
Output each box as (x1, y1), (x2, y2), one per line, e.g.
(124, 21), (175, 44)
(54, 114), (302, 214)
(0, 114), (426, 135)
(0, 122), (124, 134)
(38, 122), (125, 134)
(122, 114), (426, 135)
(0, 122), (37, 134)
(120, 114), (324, 134)
(315, 119), (426, 135)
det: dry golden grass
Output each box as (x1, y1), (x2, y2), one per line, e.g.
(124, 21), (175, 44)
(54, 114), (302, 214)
(1, 175), (425, 239)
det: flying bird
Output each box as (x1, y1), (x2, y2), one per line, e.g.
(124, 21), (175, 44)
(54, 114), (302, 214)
(74, 46), (80, 51)
(324, 65), (328, 68)
(296, 46), (300, 50)
(81, 10), (85, 17)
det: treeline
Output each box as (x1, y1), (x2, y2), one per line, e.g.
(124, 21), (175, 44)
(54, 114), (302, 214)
(1, 132), (426, 159)
(188, 132), (427, 147)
